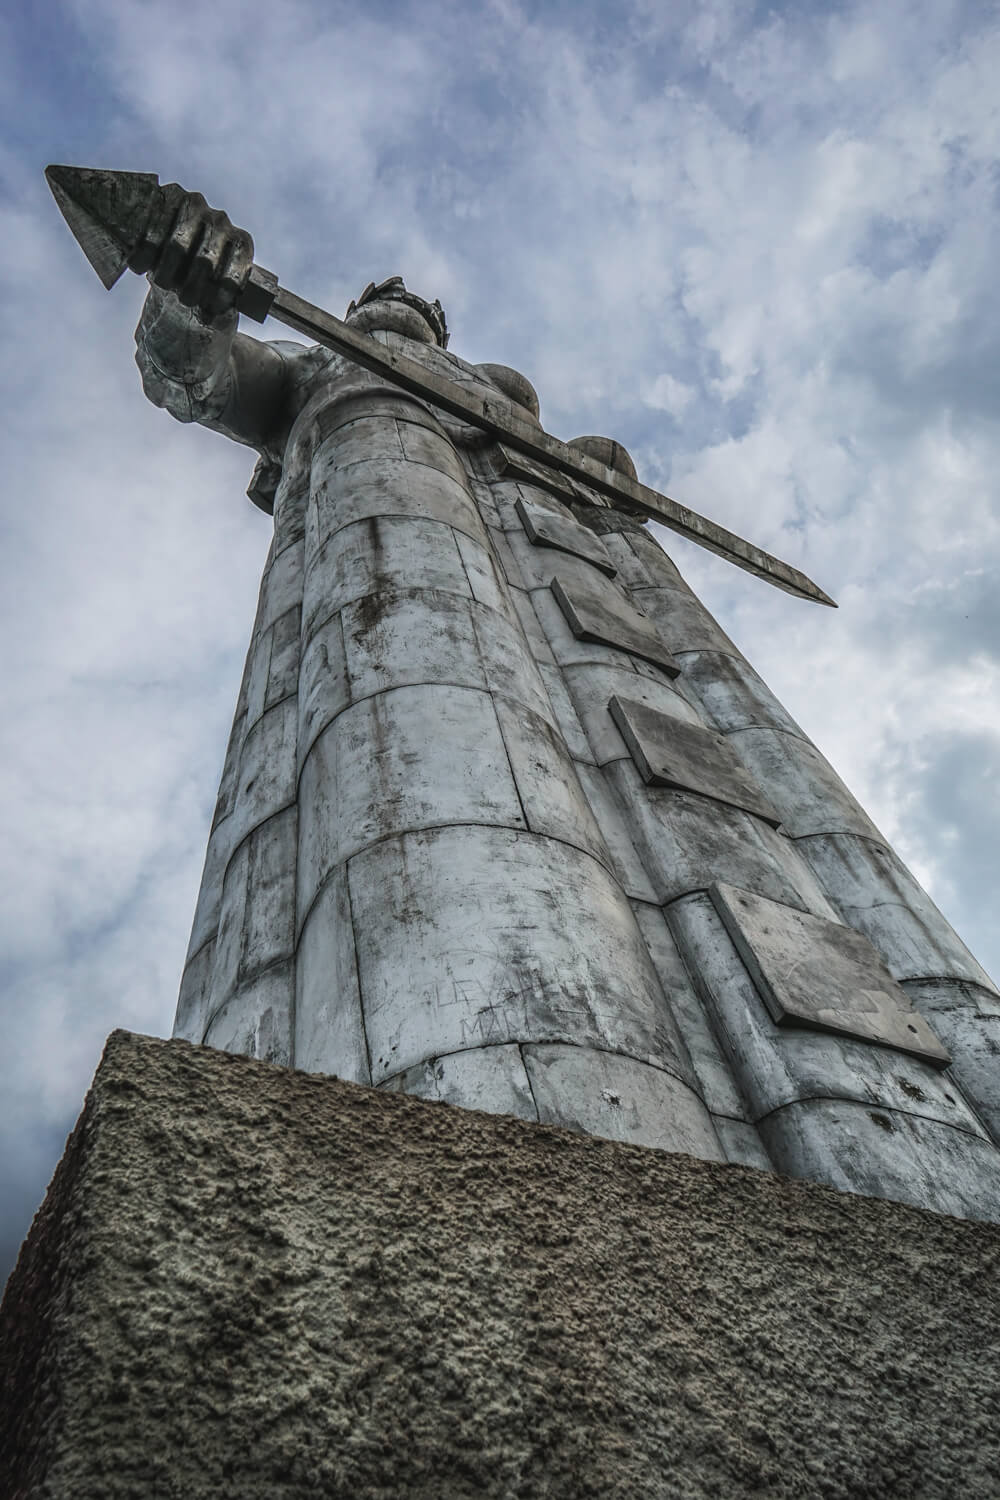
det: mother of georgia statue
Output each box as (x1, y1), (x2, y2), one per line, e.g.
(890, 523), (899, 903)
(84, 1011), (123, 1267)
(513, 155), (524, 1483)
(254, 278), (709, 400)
(92, 181), (999, 1222)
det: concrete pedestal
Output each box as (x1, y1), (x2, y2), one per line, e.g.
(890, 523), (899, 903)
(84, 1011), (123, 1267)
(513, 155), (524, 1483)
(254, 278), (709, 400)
(3, 1032), (1000, 1499)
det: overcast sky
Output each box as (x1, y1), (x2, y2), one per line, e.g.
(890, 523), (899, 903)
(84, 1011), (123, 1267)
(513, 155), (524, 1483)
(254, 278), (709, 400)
(3, 0), (999, 1282)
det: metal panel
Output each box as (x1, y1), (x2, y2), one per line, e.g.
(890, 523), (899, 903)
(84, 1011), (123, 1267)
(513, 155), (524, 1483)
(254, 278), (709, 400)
(256, 538), (304, 635)
(532, 586), (643, 673)
(226, 695), (298, 852)
(630, 899), (747, 1118)
(563, 663), (700, 766)
(901, 977), (1000, 1143)
(673, 648), (809, 739)
(202, 960), (295, 1068)
(724, 727), (883, 839)
(629, 582), (741, 658)
(297, 612), (350, 772)
(606, 758), (836, 915)
(295, 867), (369, 1084)
(493, 698), (611, 870)
(757, 1096), (1000, 1223)
(341, 587), (487, 704)
(379, 1043), (538, 1120)
(710, 882), (950, 1066)
(609, 694), (782, 827)
(515, 494), (617, 576)
(712, 1116), (774, 1172)
(492, 443), (579, 505)
(311, 455), (484, 543)
(522, 1043), (724, 1158)
(668, 891), (985, 1134)
(550, 572), (681, 676)
(297, 684), (526, 918)
(301, 516), (472, 643)
(575, 764), (660, 903)
(348, 824), (697, 1086)
(174, 939), (215, 1044)
(470, 600), (557, 726)
(537, 663), (594, 764)
(798, 831), (1000, 991)
(454, 530), (513, 617)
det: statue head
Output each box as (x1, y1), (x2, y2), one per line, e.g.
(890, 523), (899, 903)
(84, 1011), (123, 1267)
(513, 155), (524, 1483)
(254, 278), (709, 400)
(345, 276), (449, 349)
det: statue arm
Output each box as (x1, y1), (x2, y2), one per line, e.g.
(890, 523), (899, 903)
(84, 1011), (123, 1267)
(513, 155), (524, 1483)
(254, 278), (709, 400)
(134, 282), (290, 451)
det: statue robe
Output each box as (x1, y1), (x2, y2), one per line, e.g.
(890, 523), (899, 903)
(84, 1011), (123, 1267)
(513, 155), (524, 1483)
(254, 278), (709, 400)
(136, 285), (1000, 1221)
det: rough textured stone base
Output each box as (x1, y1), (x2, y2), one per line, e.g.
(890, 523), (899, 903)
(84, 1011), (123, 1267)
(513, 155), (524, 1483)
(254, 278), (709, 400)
(3, 1033), (1000, 1499)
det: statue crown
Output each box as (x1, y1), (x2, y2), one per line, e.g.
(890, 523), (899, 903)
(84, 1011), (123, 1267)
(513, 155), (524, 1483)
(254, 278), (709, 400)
(347, 275), (449, 348)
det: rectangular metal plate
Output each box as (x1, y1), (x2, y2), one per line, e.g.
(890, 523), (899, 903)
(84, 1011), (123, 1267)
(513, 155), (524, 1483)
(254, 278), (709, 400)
(551, 574), (680, 677)
(710, 882), (951, 1067)
(515, 495), (617, 577)
(608, 694), (782, 827)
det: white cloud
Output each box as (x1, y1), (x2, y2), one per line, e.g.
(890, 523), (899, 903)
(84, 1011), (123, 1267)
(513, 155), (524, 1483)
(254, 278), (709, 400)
(4, 0), (1000, 1275)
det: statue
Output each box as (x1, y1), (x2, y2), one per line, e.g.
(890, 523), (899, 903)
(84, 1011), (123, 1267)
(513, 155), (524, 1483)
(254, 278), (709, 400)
(47, 167), (1000, 1222)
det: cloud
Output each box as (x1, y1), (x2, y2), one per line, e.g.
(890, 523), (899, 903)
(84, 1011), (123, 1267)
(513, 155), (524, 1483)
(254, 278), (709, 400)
(4, 0), (1000, 1280)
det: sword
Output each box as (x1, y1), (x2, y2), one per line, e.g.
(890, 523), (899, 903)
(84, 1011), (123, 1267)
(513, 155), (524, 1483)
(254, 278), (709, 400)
(45, 165), (835, 607)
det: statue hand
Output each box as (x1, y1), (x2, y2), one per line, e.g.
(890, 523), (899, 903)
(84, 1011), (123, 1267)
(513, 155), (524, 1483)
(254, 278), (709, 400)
(135, 188), (255, 321)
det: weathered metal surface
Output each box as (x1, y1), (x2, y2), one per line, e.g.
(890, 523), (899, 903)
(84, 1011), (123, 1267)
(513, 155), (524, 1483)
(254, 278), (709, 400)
(550, 570), (682, 676)
(521, 1044), (724, 1158)
(225, 696), (297, 853)
(202, 961), (295, 1067)
(799, 831), (999, 990)
(348, 825), (699, 1090)
(674, 648), (810, 739)
(710, 882), (950, 1065)
(378, 1043), (539, 1119)
(297, 612), (350, 771)
(173, 938), (215, 1045)
(492, 444), (580, 505)
(757, 1096), (1000, 1222)
(722, 727), (883, 840)
(342, 587), (487, 701)
(536, 662), (594, 764)
(531, 585), (654, 673)
(562, 661), (700, 765)
(302, 515), (474, 641)
(901, 978), (1000, 1143)
(605, 758), (836, 913)
(670, 891), (981, 1133)
(257, 538), (304, 634)
(609, 694), (783, 827)
(712, 1117), (775, 1172)
(312, 452), (485, 543)
(515, 494), (617, 576)
(76, 189), (998, 1212)
(297, 684), (527, 917)
(275, 284), (838, 603)
(295, 868), (369, 1083)
(493, 699), (611, 869)
(574, 764), (660, 903)
(628, 581), (743, 658)
(630, 899), (751, 1121)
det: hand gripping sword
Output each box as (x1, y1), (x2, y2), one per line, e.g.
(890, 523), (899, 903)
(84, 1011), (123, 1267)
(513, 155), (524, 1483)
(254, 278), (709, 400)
(46, 165), (835, 607)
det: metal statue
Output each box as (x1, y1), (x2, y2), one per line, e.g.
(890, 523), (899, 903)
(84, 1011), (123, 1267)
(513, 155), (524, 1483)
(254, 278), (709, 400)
(47, 165), (1000, 1221)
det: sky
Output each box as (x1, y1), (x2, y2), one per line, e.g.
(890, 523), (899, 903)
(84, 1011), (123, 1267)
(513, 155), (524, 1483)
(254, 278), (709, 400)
(2, 0), (999, 1282)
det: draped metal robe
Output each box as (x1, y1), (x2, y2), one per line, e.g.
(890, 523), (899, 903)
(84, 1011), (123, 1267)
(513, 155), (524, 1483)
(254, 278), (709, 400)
(136, 283), (1000, 1222)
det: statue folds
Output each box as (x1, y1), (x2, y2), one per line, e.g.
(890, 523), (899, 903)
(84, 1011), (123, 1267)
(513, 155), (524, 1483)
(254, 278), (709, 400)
(135, 194), (1000, 1221)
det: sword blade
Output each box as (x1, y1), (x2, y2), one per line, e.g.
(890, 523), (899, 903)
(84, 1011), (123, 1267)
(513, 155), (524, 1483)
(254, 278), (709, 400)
(271, 286), (836, 607)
